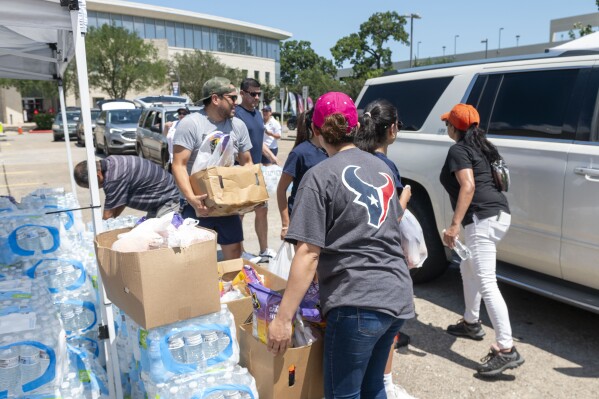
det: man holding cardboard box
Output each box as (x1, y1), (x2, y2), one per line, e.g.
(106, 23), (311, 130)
(171, 77), (253, 260)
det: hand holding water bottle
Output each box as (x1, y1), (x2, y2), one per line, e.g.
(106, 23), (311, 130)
(442, 226), (471, 261)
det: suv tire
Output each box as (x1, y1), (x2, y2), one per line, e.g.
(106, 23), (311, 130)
(408, 194), (448, 283)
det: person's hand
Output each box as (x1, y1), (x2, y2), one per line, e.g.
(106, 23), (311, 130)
(443, 224), (460, 249)
(165, 121), (173, 129)
(280, 226), (288, 240)
(189, 194), (210, 217)
(267, 316), (293, 356)
(274, 157), (282, 166)
(400, 185), (412, 205)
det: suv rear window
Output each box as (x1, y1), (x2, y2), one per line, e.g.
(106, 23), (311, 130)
(357, 76), (453, 131)
(468, 69), (581, 140)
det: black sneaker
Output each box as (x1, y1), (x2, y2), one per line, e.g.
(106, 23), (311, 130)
(446, 319), (485, 340)
(395, 332), (410, 349)
(477, 347), (525, 376)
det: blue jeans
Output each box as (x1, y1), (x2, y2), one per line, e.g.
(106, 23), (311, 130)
(324, 307), (405, 399)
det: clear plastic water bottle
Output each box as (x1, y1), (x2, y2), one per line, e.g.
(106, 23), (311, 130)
(183, 331), (204, 364)
(60, 305), (76, 332)
(168, 336), (186, 363)
(19, 345), (41, 385)
(0, 348), (20, 394)
(202, 331), (220, 360)
(453, 238), (471, 260)
(442, 229), (471, 260)
(39, 350), (50, 375)
(224, 391), (242, 399)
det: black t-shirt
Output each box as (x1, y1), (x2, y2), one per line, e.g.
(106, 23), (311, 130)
(439, 141), (509, 226)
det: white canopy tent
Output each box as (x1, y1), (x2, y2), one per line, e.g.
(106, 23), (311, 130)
(0, 1), (121, 397)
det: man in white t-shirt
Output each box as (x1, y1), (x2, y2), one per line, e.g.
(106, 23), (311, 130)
(261, 105), (281, 165)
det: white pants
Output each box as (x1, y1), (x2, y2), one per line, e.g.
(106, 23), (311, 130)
(461, 212), (513, 349)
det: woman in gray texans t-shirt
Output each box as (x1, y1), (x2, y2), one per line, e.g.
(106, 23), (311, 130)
(267, 92), (414, 398)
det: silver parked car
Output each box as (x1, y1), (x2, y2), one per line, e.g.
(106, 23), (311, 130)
(94, 108), (143, 155)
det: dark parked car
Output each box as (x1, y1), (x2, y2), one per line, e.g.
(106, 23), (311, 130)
(136, 105), (201, 168)
(94, 108), (143, 155)
(52, 109), (81, 141)
(75, 108), (101, 146)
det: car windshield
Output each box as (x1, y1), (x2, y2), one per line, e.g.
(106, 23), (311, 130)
(165, 111), (178, 122)
(90, 110), (101, 120)
(108, 109), (142, 124)
(54, 111), (80, 123)
(140, 96), (187, 104)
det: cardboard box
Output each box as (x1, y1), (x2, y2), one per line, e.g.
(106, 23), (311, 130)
(218, 258), (287, 335)
(189, 164), (269, 217)
(239, 323), (324, 399)
(94, 227), (220, 330)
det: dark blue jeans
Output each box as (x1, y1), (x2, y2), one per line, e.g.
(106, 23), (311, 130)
(324, 307), (405, 399)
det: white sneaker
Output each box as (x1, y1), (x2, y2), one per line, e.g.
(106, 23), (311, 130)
(241, 251), (262, 264)
(386, 384), (417, 399)
(258, 248), (277, 263)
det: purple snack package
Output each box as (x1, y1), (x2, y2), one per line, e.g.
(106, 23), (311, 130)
(171, 212), (184, 228)
(248, 282), (283, 343)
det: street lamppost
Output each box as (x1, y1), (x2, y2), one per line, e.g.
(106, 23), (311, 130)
(400, 13), (421, 68)
(442, 45), (446, 57)
(454, 35), (459, 56)
(516, 35), (520, 47)
(498, 27), (504, 54)
(481, 38), (488, 59)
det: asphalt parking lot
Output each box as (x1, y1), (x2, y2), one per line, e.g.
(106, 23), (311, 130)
(1, 131), (598, 398)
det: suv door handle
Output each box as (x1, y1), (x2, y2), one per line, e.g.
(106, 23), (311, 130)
(574, 167), (599, 182)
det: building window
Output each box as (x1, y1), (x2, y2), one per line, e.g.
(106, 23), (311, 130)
(265, 72), (270, 84)
(166, 21), (175, 46)
(145, 18), (156, 39)
(193, 26), (202, 49)
(185, 24), (194, 48)
(175, 23), (185, 47)
(87, 11), (97, 28)
(97, 12), (110, 27)
(155, 19), (165, 39)
(134, 17), (145, 37)
(254, 71), (260, 81)
(242, 69), (248, 78)
(122, 15), (133, 32)
(110, 14), (122, 27)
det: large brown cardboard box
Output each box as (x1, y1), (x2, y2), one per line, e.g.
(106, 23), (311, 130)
(189, 164), (269, 217)
(94, 227), (220, 330)
(239, 323), (324, 399)
(218, 259), (287, 335)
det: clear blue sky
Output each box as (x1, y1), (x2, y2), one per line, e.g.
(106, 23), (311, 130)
(139, 0), (597, 61)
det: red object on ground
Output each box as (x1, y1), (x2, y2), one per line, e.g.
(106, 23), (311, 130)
(29, 129), (52, 134)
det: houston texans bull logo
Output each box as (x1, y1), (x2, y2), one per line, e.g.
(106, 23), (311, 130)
(342, 165), (395, 228)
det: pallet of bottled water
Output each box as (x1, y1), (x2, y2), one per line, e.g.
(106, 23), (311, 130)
(134, 305), (240, 384)
(0, 277), (68, 397)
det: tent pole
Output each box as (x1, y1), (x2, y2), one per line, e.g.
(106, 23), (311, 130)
(70, 8), (123, 399)
(57, 80), (78, 201)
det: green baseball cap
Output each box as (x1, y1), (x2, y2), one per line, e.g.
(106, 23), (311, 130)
(200, 77), (234, 102)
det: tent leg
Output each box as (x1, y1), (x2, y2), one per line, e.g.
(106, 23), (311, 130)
(71, 9), (123, 399)
(58, 81), (78, 202)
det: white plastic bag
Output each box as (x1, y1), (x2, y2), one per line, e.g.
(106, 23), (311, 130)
(191, 131), (237, 174)
(261, 164), (283, 194)
(269, 241), (295, 279)
(399, 210), (428, 269)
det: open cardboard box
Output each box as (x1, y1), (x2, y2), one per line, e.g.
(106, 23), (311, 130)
(218, 258), (287, 335)
(94, 227), (220, 330)
(189, 164), (269, 217)
(239, 323), (324, 399)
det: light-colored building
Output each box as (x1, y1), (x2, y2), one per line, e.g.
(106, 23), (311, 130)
(0, 0), (291, 125)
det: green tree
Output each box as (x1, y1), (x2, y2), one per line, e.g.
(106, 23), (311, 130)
(86, 25), (167, 98)
(331, 12), (409, 78)
(568, 22), (594, 39)
(261, 82), (280, 105)
(280, 40), (337, 88)
(171, 50), (243, 103)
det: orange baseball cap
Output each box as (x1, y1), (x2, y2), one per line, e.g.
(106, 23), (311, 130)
(440, 103), (480, 131)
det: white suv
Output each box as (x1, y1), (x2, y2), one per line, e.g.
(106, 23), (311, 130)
(355, 50), (599, 313)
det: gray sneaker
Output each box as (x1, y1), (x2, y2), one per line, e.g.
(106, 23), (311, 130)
(477, 347), (525, 376)
(446, 319), (485, 341)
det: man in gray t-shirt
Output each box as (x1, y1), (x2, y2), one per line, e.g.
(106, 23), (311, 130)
(171, 77), (253, 260)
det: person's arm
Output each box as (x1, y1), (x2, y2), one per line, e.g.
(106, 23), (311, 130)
(237, 150), (253, 166)
(171, 145), (209, 216)
(102, 204), (126, 220)
(443, 168), (475, 248)
(277, 173), (294, 239)
(262, 144), (280, 165)
(267, 241), (320, 355)
(265, 128), (281, 140)
(163, 121), (173, 136)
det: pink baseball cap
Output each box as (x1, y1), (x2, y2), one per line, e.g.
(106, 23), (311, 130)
(312, 92), (358, 133)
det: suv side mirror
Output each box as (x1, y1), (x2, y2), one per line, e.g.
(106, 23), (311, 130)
(96, 119), (105, 125)
(73, 116), (80, 122)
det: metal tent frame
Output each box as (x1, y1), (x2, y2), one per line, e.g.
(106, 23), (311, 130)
(0, 1), (122, 397)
